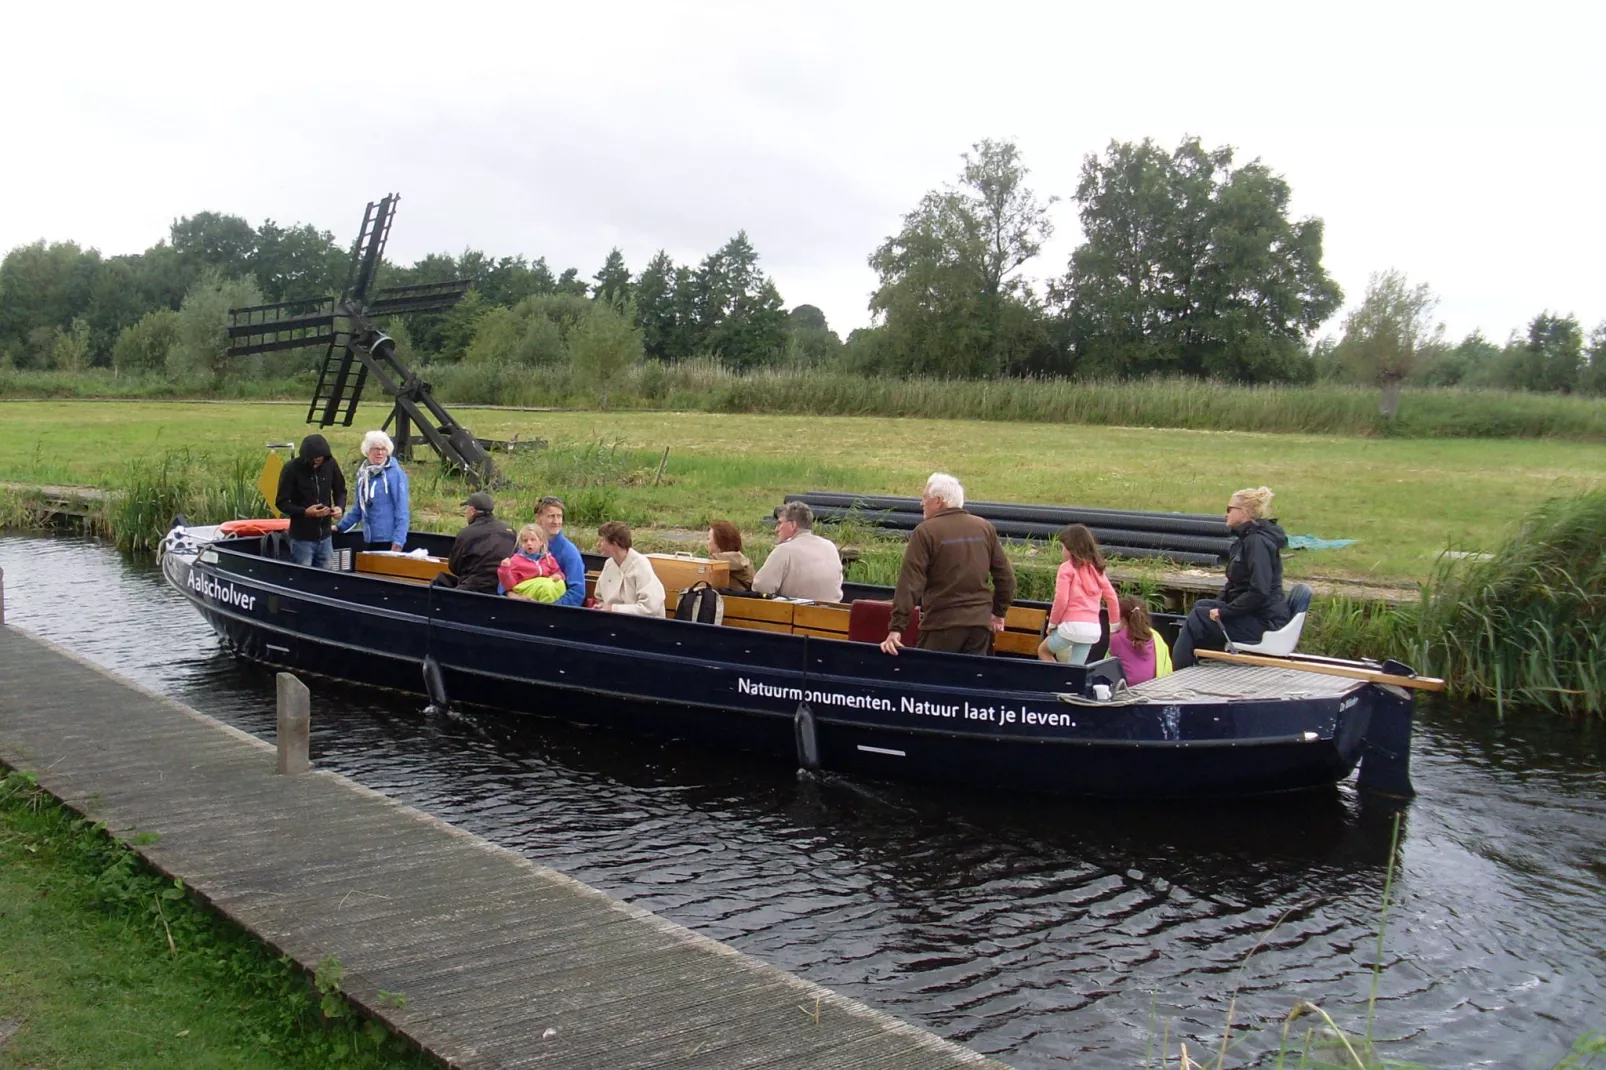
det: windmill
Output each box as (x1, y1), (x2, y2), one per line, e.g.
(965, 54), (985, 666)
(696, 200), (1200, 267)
(225, 194), (498, 484)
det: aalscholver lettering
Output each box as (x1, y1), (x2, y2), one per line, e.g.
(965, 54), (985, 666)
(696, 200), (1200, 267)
(187, 570), (257, 612)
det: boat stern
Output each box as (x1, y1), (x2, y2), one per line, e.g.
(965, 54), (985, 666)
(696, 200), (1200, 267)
(1354, 661), (1419, 798)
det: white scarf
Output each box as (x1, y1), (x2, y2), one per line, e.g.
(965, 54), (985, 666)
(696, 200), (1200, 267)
(357, 459), (389, 509)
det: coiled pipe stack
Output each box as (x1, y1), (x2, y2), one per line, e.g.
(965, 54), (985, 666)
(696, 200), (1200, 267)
(777, 491), (1231, 567)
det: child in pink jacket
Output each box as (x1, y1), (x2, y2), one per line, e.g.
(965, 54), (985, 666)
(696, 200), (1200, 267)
(498, 523), (565, 597)
(1038, 524), (1122, 665)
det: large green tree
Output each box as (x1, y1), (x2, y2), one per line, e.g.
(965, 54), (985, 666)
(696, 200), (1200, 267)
(1335, 270), (1444, 416)
(633, 251), (678, 361)
(1585, 322), (1606, 397)
(1517, 312), (1584, 394)
(868, 138), (1055, 377)
(463, 294), (593, 366)
(165, 269), (265, 385)
(1060, 136), (1342, 381)
(591, 249), (632, 304)
(570, 297), (644, 408)
(0, 241), (103, 365)
(687, 232), (789, 369)
(249, 220), (346, 301)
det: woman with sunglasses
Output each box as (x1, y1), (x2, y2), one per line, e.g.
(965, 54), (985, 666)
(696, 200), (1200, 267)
(1171, 486), (1291, 669)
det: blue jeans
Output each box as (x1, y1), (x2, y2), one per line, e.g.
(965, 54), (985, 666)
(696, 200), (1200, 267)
(291, 537), (335, 569)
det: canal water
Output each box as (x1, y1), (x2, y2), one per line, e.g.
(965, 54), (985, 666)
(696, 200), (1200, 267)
(2, 534), (1602, 1068)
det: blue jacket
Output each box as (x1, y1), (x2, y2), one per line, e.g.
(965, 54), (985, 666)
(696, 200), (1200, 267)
(336, 458), (411, 547)
(546, 531), (586, 607)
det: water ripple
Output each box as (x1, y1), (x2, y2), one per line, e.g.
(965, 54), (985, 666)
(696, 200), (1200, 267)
(3, 534), (1604, 1069)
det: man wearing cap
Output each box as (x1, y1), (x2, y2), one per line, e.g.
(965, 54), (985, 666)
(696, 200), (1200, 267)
(444, 491), (516, 593)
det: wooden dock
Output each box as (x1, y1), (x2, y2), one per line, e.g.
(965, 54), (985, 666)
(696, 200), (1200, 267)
(0, 623), (1005, 1069)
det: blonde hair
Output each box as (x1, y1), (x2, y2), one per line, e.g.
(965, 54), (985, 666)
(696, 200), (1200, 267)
(360, 430), (394, 456)
(516, 523), (546, 548)
(1230, 486), (1276, 520)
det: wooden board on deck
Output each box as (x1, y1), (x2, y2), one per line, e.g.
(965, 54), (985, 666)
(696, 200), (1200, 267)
(356, 552), (449, 583)
(793, 603), (851, 636)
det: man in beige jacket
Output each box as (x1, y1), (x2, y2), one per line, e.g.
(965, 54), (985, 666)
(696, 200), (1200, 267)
(593, 521), (666, 617)
(752, 502), (843, 602)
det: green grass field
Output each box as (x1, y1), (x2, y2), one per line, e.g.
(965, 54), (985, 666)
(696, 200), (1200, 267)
(3, 400), (1603, 583)
(0, 770), (430, 1069)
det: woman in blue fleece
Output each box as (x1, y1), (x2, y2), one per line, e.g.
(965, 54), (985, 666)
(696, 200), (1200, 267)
(337, 430), (411, 552)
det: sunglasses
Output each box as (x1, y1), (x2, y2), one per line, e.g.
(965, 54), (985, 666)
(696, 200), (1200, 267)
(538, 496), (564, 508)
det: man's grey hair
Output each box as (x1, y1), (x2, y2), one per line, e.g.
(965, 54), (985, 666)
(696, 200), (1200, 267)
(924, 472), (964, 509)
(778, 501), (815, 529)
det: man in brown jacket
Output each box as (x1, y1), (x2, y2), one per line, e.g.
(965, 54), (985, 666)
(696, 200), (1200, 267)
(881, 472), (1016, 656)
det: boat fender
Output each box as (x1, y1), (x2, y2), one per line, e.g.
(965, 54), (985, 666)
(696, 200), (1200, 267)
(423, 656), (449, 715)
(793, 702), (822, 773)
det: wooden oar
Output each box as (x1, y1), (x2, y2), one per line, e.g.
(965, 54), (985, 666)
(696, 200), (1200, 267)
(1196, 648), (1446, 692)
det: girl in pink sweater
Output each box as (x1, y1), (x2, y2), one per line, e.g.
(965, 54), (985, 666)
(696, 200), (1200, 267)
(1038, 524), (1122, 664)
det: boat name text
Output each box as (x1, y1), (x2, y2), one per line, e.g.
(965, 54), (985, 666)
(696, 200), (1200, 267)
(188, 571), (257, 611)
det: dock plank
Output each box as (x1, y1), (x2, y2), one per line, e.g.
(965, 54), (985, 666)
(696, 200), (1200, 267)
(0, 625), (1004, 1069)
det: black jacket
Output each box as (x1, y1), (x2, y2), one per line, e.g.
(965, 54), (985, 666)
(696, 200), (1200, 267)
(448, 513), (516, 594)
(1219, 518), (1290, 630)
(276, 435), (348, 542)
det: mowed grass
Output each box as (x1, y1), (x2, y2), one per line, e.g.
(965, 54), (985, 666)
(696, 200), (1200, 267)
(3, 400), (1603, 583)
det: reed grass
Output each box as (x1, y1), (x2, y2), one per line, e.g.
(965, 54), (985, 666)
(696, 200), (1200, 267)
(420, 360), (1606, 441)
(8, 362), (1606, 442)
(108, 448), (270, 553)
(1415, 487), (1606, 716)
(0, 367), (309, 400)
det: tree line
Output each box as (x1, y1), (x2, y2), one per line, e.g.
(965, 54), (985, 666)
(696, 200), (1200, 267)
(2, 135), (1602, 401)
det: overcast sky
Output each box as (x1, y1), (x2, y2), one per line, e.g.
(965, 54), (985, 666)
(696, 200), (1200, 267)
(4, 1), (1601, 346)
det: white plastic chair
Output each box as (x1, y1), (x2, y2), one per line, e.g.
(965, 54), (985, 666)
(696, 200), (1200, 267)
(1234, 583), (1312, 656)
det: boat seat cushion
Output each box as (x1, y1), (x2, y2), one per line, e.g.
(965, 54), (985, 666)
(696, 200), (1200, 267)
(847, 600), (920, 647)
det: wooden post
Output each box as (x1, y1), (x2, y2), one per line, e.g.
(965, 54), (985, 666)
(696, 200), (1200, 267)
(275, 672), (311, 774)
(0, 565), (6, 626)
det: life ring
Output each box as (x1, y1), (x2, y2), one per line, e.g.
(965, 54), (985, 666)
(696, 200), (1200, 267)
(219, 518), (291, 535)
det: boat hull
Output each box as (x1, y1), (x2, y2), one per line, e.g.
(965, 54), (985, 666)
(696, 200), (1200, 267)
(162, 538), (1390, 799)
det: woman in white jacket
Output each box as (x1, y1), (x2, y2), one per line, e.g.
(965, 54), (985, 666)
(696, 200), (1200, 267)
(593, 521), (666, 617)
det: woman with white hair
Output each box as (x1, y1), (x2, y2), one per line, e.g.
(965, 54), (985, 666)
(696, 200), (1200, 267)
(336, 430), (411, 552)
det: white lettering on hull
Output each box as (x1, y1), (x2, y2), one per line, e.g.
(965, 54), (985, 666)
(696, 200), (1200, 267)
(734, 676), (1083, 730)
(187, 570), (257, 612)
(737, 676), (893, 711)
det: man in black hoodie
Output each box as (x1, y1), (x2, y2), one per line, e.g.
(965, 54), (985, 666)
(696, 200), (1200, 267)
(1172, 486), (1291, 669)
(275, 434), (348, 568)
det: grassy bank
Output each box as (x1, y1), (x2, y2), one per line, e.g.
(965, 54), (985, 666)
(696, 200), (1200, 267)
(5, 401), (1605, 583)
(6, 362), (1606, 441)
(3, 401), (1601, 713)
(0, 769), (433, 1068)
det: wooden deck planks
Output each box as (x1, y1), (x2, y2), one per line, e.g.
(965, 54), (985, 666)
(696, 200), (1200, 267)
(0, 625), (1005, 1070)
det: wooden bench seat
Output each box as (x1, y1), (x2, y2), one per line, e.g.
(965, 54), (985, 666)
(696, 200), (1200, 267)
(358, 551), (1048, 656)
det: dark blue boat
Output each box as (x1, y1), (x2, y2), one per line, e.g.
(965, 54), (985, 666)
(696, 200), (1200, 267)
(160, 524), (1417, 800)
